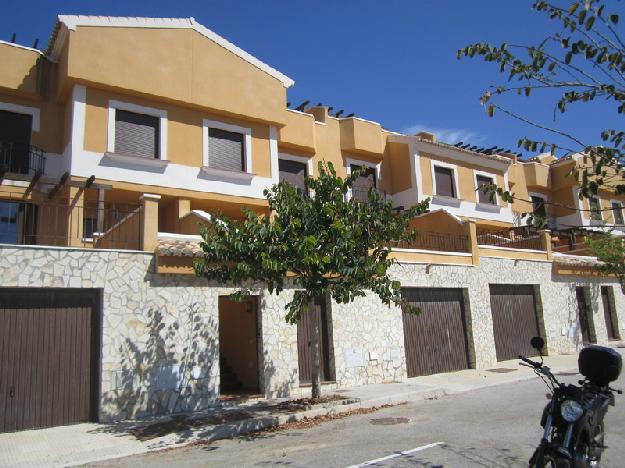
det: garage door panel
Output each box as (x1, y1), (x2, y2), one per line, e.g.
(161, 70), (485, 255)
(490, 285), (540, 362)
(402, 288), (469, 377)
(0, 289), (99, 433)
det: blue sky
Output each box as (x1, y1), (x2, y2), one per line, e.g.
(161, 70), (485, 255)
(2, 1), (621, 158)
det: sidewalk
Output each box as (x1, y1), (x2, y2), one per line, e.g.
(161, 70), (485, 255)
(0, 351), (588, 468)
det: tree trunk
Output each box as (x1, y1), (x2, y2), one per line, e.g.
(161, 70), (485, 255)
(309, 299), (322, 400)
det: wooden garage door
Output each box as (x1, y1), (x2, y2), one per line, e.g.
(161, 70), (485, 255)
(402, 288), (470, 377)
(490, 284), (540, 362)
(0, 289), (100, 432)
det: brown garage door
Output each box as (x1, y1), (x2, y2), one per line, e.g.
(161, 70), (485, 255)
(490, 284), (541, 362)
(402, 288), (470, 377)
(0, 289), (100, 433)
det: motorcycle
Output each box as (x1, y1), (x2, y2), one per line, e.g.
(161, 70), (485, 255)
(520, 336), (622, 468)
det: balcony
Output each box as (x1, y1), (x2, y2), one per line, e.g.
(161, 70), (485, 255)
(477, 226), (543, 251)
(0, 194), (143, 250)
(0, 140), (45, 177)
(339, 118), (384, 156)
(396, 231), (471, 253)
(523, 162), (550, 188)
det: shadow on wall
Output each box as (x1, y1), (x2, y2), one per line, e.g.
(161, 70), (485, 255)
(101, 303), (219, 421)
(552, 274), (603, 349)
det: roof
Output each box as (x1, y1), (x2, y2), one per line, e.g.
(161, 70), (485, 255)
(46, 15), (294, 88)
(552, 253), (604, 267)
(156, 233), (203, 257)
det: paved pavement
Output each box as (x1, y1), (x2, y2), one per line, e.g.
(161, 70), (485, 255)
(0, 350), (619, 467)
(84, 365), (625, 467)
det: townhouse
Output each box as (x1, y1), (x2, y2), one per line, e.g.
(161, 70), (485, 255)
(0, 16), (623, 432)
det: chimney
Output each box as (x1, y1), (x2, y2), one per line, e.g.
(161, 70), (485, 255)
(305, 105), (329, 124)
(415, 131), (436, 143)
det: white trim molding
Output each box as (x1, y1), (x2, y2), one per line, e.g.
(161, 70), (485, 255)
(107, 100), (168, 160)
(278, 152), (314, 178)
(202, 119), (253, 174)
(609, 199), (625, 225)
(53, 15), (294, 88)
(473, 169), (500, 207)
(0, 102), (40, 132)
(345, 157), (381, 181)
(431, 160), (460, 200)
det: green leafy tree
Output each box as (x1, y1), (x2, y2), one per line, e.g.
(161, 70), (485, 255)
(587, 232), (625, 292)
(458, 1), (625, 199)
(194, 162), (429, 398)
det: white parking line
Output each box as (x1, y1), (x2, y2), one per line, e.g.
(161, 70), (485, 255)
(347, 441), (445, 467)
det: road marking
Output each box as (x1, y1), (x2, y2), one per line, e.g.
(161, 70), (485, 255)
(347, 441), (445, 467)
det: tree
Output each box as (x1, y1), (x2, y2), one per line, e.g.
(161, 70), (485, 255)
(458, 1), (625, 199)
(587, 231), (625, 292)
(194, 162), (428, 399)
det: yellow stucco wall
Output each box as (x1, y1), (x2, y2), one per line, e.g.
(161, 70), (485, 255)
(0, 44), (41, 97)
(66, 26), (287, 125)
(83, 87), (273, 177)
(387, 141), (411, 195)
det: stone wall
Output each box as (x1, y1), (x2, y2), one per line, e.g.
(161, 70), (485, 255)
(1, 245), (623, 422)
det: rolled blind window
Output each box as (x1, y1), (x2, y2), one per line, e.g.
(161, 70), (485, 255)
(279, 159), (307, 191)
(114, 110), (159, 159)
(434, 166), (456, 198)
(208, 128), (245, 172)
(476, 175), (495, 204)
(351, 165), (376, 202)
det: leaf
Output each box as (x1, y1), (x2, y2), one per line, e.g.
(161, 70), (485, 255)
(610, 14), (619, 25)
(487, 104), (495, 117)
(564, 51), (573, 64)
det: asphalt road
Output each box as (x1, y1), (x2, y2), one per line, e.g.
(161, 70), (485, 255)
(86, 370), (625, 467)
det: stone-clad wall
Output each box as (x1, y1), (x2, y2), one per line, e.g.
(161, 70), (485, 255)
(1, 245), (623, 421)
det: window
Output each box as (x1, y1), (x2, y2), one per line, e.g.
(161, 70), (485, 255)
(114, 110), (160, 159)
(589, 196), (602, 221)
(279, 159), (308, 192)
(0, 200), (37, 245)
(0, 110), (33, 174)
(476, 175), (496, 205)
(434, 166), (456, 198)
(207, 127), (245, 172)
(83, 217), (97, 239)
(350, 164), (377, 202)
(531, 195), (547, 219)
(611, 201), (624, 225)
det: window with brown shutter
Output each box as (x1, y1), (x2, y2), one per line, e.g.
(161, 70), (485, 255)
(611, 202), (624, 225)
(114, 110), (159, 159)
(476, 175), (496, 205)
(350, 165), (377, 202)
(434, 166), (456, 198)
(279, 159), (307, 192)
(208, 128), (245, 172)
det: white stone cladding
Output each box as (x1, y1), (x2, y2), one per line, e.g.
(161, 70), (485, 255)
(0, 245), (623, 421)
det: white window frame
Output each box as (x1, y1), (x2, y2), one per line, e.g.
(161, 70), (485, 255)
(473, 170), (499, 206)
(107, 100), (168, 160)
(431, 160), (460, 199)
(0, 102), (40, 132)
(609, 199), (624, 225)
(589, 195), (603, 221)
(278, 153), (314, 177)
(203, 119), (252, 173)
(345, 157), (381, 200)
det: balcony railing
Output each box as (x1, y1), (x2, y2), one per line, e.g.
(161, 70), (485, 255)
(0, 141), (46, 176)
(0, 195), (142, 250)
(395, 231), (471, 253)
(477, 226), (544, 251)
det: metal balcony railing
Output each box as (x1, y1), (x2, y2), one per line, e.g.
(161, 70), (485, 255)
(0, 140), (46, 176)
(477, 226), (544, 251)
(0, 194), (142, 250)
(395, 231), (471, 253)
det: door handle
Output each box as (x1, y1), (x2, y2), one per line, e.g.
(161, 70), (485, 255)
(9, 386), (15, 398)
